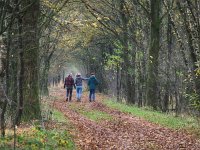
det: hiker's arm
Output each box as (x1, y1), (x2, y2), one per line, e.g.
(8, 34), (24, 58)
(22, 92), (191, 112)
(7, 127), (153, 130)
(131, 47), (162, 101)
(82, 77), (89, 80)
(64, 79), (66, 88)
(96, 79), (99, 85)
(73, 79), (76, 88)
(75, 78), (77, 86)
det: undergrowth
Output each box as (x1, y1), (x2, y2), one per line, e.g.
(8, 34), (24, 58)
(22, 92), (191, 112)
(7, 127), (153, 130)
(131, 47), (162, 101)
(0, 98), (75, 150)
(0, 126), (75, 150)
(103, 99), (200, 135)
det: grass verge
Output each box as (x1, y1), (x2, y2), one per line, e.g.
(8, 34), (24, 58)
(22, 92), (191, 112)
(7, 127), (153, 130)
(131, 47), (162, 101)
(82, 110), (112, 121)
(68, 103), (112, 122)
(52, 109), (68, 123)
(103, 99), (200, 131)
(0, 126), (75, 150)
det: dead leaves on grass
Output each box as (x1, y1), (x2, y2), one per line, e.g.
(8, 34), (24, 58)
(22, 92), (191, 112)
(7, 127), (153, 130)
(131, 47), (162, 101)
(51, 88), (200, 150)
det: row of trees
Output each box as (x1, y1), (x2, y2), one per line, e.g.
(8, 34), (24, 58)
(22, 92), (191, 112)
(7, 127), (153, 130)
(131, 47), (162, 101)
(0, 0), (200, 137)
(0, 0), (72, 136)
(0, 0), (41, 136)
(71, 0), (200, 115)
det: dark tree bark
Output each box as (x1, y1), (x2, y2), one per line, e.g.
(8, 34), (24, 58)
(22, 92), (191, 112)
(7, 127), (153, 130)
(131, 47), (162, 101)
(120, 0), (135, 104)
(15, 2), (24, 125)
(1, 22), (12, 136)
(147, 0), (161, 109)
(21, 0), (41, 120)
(163, 14), (173, 112)
(116, 64), (120, 102)
(177, 1), (200, 105)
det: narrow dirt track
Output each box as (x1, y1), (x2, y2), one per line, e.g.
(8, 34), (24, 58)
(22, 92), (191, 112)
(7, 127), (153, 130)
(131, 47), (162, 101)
(51, 88), (200, 150)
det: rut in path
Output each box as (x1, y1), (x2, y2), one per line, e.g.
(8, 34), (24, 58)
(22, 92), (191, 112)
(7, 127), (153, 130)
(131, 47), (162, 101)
(51, 88), (200, 150)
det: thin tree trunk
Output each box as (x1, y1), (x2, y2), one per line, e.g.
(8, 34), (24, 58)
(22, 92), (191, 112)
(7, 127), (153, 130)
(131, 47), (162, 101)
(15, 9), (24, 125)
(1, 22), (12, 136)
(120, 0), (134, 103)
(116, 64), (120, 102)
(163, 14), (173, 112)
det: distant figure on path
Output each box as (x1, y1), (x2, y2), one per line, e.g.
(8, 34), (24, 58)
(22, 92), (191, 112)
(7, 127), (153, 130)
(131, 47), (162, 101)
(75, 73), (88, 102)
(64, 73), (75, 102)
(88, 72), (99, 102)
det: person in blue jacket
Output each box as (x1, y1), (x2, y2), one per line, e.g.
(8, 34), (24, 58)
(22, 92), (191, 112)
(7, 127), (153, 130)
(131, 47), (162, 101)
(88, 72), (99, 102)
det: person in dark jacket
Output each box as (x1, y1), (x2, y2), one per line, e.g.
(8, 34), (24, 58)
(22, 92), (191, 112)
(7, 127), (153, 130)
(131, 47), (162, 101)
(88, 72), (99, 102)
(64, 73), (75, 102)
(75, 73), (88, 101)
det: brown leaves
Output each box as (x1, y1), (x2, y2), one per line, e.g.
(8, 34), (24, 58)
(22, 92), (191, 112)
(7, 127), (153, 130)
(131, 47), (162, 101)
(51, 87), (200, 150)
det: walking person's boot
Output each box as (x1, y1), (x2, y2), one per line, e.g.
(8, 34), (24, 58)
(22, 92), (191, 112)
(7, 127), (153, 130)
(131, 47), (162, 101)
(69, 96), (72, 102)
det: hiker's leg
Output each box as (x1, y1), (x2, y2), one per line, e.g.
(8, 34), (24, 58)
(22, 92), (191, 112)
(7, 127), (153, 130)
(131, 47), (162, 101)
(66, 88), (68, 97)
(69, 88), (73, 101)
(76, 86), (81, 100)
(76, 86), (79, 99)
(91, 89), (95, 101)
(92, 89), (96, 101)
(79, 86), (83, 100)
(89, 89), (92, 101)
(66, 88), (70, 101)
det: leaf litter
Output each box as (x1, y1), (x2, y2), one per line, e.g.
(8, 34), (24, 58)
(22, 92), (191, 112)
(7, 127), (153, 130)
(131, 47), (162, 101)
(51, 88), (200, 150)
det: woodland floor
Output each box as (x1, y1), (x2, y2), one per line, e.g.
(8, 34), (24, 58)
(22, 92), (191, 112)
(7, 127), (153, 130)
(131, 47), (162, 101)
(51, 87), (200, 150)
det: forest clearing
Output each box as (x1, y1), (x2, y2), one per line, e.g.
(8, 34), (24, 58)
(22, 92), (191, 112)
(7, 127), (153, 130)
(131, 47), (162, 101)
(1, 0), (200, 149)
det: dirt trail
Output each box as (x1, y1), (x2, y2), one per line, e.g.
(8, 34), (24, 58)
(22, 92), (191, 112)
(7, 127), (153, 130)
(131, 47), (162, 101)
(51, 88), (200, 150)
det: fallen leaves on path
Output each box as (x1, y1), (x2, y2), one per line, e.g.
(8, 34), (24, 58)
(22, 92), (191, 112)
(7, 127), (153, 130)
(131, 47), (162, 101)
(50, 87), (200, 150)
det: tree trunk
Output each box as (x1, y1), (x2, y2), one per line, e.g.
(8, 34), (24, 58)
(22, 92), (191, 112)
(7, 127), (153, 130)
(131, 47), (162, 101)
(163, 14), (173, 112)
(147, 0), (161, 109)
(1, 23), (12, 136)
(120, 0), (134, 103)
(15, 7), (24, 125)
(116, 64), (120, 102)
(177, 1), (200, 106)
(21, 0), (41, 120)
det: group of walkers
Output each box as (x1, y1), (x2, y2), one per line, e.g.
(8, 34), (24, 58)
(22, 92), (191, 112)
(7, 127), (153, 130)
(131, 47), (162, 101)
(63, 72), (99, 102)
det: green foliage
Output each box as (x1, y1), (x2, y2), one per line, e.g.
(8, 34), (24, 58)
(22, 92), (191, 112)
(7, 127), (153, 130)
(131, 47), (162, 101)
(105, 40), (123, 70)
(0, 127), (75, 150)
(0, 102), (73, 149)
(136, 51), (144, 60)
(175, 70), (184, 77)
(195, 68), (200, 76)
(105, 54), (123, 70)
(103, 99), (199, 129)
(186, 93), (200, 112)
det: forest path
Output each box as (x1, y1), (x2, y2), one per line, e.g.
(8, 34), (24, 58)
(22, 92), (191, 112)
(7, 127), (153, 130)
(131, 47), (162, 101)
(51, 87), (200, 150)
